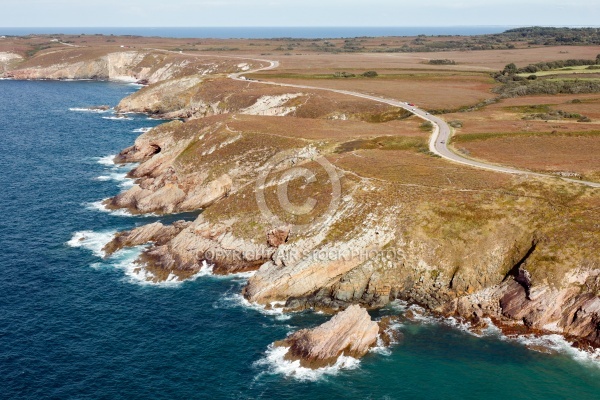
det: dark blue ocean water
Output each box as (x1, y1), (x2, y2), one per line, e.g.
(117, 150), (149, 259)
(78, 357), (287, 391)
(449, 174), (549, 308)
(0, 26), (516, 39)
(1, 80), (600, 399)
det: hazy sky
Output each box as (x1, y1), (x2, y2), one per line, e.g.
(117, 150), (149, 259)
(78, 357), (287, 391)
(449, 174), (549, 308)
(1, 0), (598, 27)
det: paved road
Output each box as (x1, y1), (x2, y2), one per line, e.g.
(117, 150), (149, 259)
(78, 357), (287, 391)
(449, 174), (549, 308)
(161, 53), (599, 189)
(227, 59), (600, 189)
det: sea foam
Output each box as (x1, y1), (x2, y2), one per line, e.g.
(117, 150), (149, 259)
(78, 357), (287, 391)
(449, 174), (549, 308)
(217, 293), (291, 321)
(132, 127), (153, 133)
(69, 107), (112, 113)
(392, 300), (600, 366)
(255, 344), (360, 382)
(505, 334), (600, 367)
(102, 116), (132, 121)
(95, 172), (135, 188)
(68, 231), (210, 287)
(96, 154), (117, 166)
(67, 230), (116, 257)
(86, 199), (136, 217)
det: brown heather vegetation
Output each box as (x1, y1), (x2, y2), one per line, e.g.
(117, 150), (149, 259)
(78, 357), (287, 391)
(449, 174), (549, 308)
(7, 32), (600, 345)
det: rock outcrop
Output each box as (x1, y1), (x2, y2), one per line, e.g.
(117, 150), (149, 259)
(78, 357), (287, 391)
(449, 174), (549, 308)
(101, 111), (600, 349)
(128, 215), (277, 279)
(0, 52), (23, 73)
(276, 305), (379, 368)
(4, 49), (259, 84)
(103, 220), (191, 256)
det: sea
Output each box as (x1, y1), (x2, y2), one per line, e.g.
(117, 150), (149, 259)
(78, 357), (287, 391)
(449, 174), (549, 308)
(1, 80), (600, 399)
(0, 26), (519, 39)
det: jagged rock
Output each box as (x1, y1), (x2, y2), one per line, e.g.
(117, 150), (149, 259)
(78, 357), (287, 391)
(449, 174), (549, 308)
(276, 305), (379, 368)
(378, 315), (404, 346)
(103, 220), (191, 256)
(266, 225), (290, 247)
(244, 225), (395, 305)
(128, 216), (275, 279)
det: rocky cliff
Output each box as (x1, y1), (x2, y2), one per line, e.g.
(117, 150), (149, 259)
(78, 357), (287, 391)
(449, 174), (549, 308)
(275, 305), (379, 368)
(3, 47), (262, 84)
(0, 52), (23, 73)
(105, 110), (600, 350)
(11, 44), (600, 354)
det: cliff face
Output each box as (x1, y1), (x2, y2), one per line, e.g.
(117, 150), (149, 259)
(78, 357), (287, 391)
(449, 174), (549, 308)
(3, 48), (262, 84)
(16, 45), (599, 351)
(104, 111), (600, 348)
(114, 75), (415, 120)
(0, 52), (23, 73)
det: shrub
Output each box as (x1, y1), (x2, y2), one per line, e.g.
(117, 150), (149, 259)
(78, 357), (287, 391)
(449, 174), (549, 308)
(420, 121), (434, 131)
(361, 71), (378, 77)
(333, 71), (356, 78)
(428, 59), (457, 65)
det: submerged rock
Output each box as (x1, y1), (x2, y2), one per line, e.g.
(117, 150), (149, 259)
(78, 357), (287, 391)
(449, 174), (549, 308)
(276, 305), (379, 369)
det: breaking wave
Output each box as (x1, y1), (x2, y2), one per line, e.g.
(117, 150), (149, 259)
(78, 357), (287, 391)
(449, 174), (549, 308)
(254, 344), (360, 382)
(67, 230), (116, 258)
(85, 199), (136, 217)
(102, 116), (132, 121)
(69, 107), (112, 113)
(391, 300), (600, 367)
(216, 293), (291, 321)
(96, 154), (116, 166)
(132, 127), (153, 133)
(67, 231), (209, 287)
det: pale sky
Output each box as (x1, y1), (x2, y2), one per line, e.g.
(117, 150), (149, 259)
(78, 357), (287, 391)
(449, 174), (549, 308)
(1, 0), (598, 27)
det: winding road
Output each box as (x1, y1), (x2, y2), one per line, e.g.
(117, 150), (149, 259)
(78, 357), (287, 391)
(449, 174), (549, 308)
(182, 53), (599, 189)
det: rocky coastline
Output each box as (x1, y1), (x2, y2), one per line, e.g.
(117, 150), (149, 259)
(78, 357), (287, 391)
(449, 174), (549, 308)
(6, 47), (600, 368)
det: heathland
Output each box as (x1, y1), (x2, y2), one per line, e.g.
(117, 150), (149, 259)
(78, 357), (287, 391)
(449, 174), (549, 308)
(2, 27), (600, 366)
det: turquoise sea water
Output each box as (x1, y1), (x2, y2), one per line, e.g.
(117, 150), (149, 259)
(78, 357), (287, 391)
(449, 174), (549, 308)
(1, 80), (600, 399)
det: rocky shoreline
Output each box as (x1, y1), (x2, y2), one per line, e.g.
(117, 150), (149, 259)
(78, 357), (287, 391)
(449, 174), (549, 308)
(100, 112), (600, 365)
(6, 47), (600, 368)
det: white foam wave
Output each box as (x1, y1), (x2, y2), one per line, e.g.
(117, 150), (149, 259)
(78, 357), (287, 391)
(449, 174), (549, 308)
(196, 260), (215, 277)
(398, 301), (600, 366)
(132, 127), (153, 133)
(402, 304), (500, 338)
(90, 245), (175, 287)
(69, 107), (112, 113)
(186, 261), (256, 280)
(369, 335), (392, 356)
(86, 200), (136, 217)
(69, 232), (208, 287)
(504, 334), (600, 367)
(217, 293), (291, 321)
(96, 155), (116, 166)
(103, 116), (132, 121)
(387, 299), (409, 312)
(67, 230), (115, 257)
(255, 344), (360, 382)
(95, 172), (134, 188)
